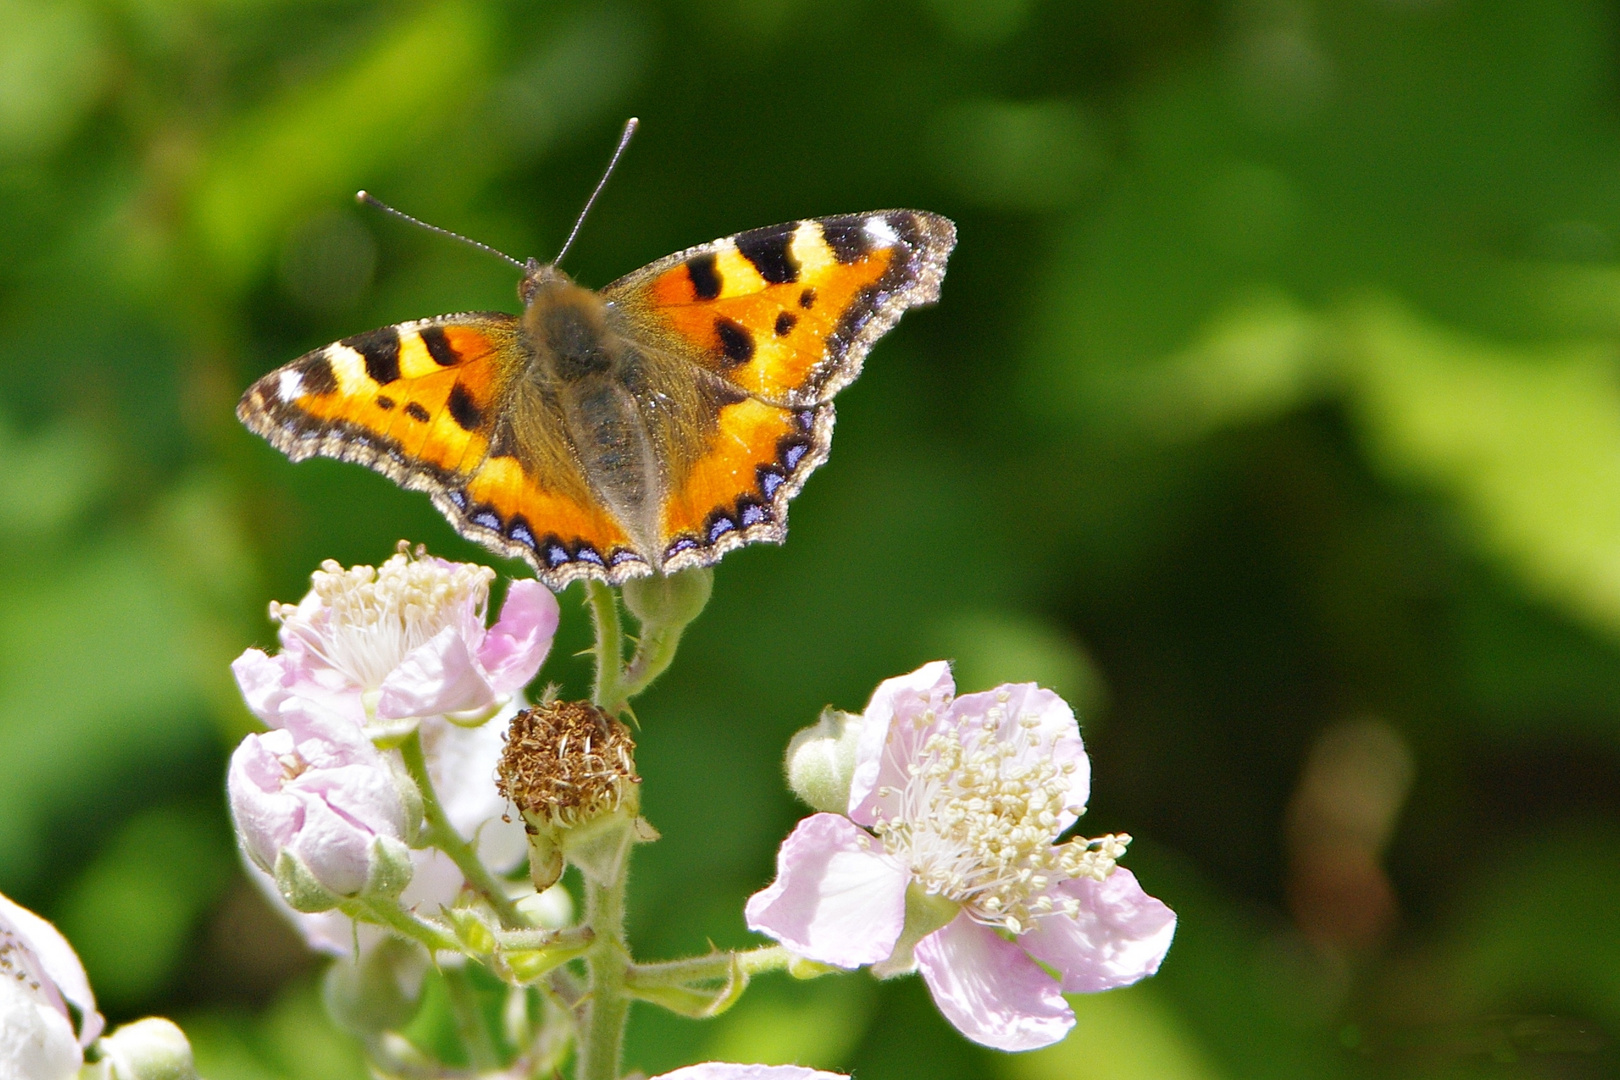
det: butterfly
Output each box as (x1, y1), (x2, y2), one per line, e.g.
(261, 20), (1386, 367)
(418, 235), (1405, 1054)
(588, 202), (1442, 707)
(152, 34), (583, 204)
(239, 206), (955, 589)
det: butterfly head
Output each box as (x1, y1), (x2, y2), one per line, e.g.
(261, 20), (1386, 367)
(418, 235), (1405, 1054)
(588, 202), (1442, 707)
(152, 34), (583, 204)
(518, 259), (570, 306)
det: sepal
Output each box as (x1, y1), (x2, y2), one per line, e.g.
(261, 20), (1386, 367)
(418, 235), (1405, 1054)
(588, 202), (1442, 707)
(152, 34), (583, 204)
(363, 835), (415, 899)
(871, 885), (959, 979)
(272, 850), (342, 913)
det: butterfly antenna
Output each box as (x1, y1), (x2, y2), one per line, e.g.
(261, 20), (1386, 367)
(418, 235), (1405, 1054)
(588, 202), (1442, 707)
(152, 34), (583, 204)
(554, 117), (639, 267)
(355, 191), (528, 272)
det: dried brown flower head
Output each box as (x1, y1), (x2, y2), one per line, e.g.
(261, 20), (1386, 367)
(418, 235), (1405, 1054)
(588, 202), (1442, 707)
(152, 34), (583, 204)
(497, 700), (639, 829)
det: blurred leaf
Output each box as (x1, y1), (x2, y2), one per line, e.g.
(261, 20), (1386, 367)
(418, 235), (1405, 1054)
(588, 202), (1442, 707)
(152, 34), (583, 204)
(55, 805), (231, 1009)
(0, 0), (108, 158)
(701, 974), (874, 1070)
(1345, 298), (1620, 645)
(0, 538), (213, 887)
(191, 1), (492, 285)
(931, 608), (1106, 722)
(930, 99), (1105, 211)
(185, 978), (368, 1080)
(0, 417), (114, 540)
(1001, 982), (1227, 1080)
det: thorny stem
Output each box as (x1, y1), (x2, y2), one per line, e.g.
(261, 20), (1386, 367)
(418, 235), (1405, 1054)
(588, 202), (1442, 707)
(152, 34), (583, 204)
(400, 729), (526, 928)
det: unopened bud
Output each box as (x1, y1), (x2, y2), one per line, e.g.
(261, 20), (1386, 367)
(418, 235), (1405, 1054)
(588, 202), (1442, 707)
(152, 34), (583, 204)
(497, 701), (643, 886)
(784, 708), (865, 813)
(94, 1017), (197, 1080)
(321, 937), (427, 1036)
(622, 568), (713, 630)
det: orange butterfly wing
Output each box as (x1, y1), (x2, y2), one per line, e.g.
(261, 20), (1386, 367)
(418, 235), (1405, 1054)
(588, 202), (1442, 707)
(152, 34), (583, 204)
(237, 313), (644, 580)
(602, 211), (956, 570)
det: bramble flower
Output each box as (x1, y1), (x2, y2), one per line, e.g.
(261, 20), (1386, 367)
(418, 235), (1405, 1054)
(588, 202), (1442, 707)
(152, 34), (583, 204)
(0, 891), (102, 1080)
(228, 697), (415, 909)
(233, 544), (558, 737)
(747, 662), (1176, 1051)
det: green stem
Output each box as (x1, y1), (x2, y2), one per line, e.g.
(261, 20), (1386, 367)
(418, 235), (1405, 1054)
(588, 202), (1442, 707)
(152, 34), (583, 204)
(399, 729), (526, 928)
(576, 865), (631, 1080)
(344, 896), (459, 954)
(587, 581), (627, 713)
(627, 945), (792, 989)
(618, 624), (683, 703)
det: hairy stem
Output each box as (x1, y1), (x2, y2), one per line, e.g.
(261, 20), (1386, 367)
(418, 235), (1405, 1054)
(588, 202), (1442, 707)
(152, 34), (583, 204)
(618, 624), (683, 703)
(344, 896), (458, 954)
(626, 946), (793, 989)
(575, 861), (631, 1080)
(587, 582), (628, 714)
(400, 729), (525, 928)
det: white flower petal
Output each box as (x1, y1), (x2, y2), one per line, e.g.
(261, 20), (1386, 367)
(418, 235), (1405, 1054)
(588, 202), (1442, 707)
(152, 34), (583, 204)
(377, 627), (497, 719)
(745, 814), (909, 968)
(654, 1066), (846, 1080)
(914, 913), (1074, 1052)
(1022, 868), (1176, 992)
(0, 893), (101, 1048)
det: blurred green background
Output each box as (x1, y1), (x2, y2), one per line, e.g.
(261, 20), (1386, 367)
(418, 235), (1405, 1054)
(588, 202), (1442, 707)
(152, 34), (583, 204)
(4, 0), (1620, 1076)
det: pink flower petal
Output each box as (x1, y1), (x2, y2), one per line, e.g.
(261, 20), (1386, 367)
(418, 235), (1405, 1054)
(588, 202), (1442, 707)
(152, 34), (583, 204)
(745, 813), (908, 968)
(914, 913), (1074, 1052)
(477, 579), (559, 695)
(232, 648), (292, 725)
(651, 1068), (848, 1075)
(654, 1066), (846, 1080)
(377, 627), (497, 719)
(848, 661), (955, 825)
(1022, 868), (1176, 992)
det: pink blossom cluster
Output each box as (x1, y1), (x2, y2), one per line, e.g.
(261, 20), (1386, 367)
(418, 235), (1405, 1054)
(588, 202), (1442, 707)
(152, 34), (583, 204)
(226, 547), (558, 939)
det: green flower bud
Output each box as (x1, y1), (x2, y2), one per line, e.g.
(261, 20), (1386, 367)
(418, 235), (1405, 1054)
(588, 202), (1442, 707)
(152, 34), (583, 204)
(622, 568), (713, 630)
(784, 707), (866, 813)
(321, 937), (427, 1036)
(93, 1017), (198, 1080)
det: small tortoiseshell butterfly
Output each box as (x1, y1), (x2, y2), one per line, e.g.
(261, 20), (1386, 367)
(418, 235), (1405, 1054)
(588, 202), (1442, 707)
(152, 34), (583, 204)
(239, 129), (955, 588)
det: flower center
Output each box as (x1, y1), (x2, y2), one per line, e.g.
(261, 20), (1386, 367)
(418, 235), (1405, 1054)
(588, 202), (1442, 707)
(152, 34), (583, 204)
(871, 693), (1130, 934)
(272, 543), (493, 691)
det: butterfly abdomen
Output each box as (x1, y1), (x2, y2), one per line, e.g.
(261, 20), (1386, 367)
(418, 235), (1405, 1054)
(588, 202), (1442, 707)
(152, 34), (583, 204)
(522, 276), (664, 559)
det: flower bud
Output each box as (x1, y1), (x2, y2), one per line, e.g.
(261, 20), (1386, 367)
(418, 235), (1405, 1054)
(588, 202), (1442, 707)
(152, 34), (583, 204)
(622, 568), (713, 630)
(321, 937), (427, 1037)
(92, 1018), (197, 1080)
(229, 701), (415, 907)
(784, 708), (865, 813)
(496, 701), (644, 887)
